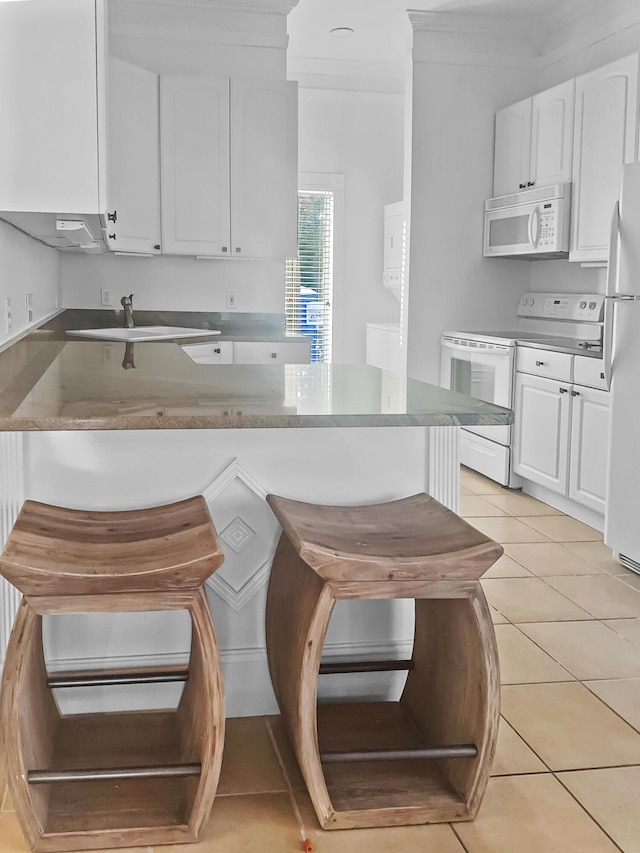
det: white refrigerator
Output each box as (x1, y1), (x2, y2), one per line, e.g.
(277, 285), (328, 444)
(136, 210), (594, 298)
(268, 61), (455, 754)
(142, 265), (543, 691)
(604, 160), (640, 575)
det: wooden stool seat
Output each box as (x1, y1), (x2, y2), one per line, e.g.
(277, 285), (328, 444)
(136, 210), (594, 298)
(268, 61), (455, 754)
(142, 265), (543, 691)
(1, 496), (223, 597)
(267, 492), (502, 581)
(265, 492), (503, 831)
(0, 496), (225, 851)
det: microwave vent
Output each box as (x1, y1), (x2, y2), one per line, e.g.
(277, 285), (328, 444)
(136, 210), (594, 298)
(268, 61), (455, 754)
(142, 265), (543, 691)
(485, 183), (570, 212)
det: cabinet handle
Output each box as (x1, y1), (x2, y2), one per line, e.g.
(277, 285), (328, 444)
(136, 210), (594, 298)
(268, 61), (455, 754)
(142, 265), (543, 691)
(235, 247), (242, 253)
(214, 348), (221, 354)
(527, 181), (535, 187)
(222, 247), (228, 252)
(535, 360), (545, 366)
(519, 183), (526, 189)
(107, 210), (117, 223)
(271, 352), (277, 359)
(109, 233), (116, 240)
(571, 390), (580, 397)
(154, 244), (160, 250)
(559, 387), (569, 394)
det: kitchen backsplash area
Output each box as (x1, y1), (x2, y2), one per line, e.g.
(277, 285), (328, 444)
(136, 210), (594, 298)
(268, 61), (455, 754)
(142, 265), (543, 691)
(0, 219), (59, 349)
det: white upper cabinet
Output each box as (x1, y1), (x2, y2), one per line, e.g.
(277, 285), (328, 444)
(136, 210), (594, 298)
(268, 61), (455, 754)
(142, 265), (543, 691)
(530, 80), (575, 190)
(0, 0), (106, 215)
(493, 98), (532, 196)
(230, 80), (298, 259)
(160, 76), (231, 257)
(493, 80), (574, 197)
(570, 53), (639, 263)
(160, 76), (297, 259)
(107, 57), (161, 255)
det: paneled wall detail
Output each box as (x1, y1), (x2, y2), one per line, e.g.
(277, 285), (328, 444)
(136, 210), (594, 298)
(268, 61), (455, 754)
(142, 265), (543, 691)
(203, 457), (280, 612)
(427, 426), (460, 513)
(0, 433), (24, 666)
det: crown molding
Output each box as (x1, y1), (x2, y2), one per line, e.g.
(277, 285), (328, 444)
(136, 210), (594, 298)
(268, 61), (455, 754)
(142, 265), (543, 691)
(112, 0), (299, 14)
(110, 21), (288, 48)
(408, 10), (539, 67)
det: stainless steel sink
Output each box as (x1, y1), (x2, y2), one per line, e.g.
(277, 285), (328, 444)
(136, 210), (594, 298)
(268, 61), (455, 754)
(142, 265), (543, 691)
(66, 326), (221, 342)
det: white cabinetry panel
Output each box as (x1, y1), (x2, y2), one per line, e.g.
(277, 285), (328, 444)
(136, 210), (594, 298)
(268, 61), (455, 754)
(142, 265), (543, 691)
(493, 98), (532, 197)
(531, 80), (575, 190)
(569, 386), (609, 513)
(0, 0), (106, 215)
(230, 80), (298, 259)
(160, 76), (231, 257)
(513, 372), (571, 493)
(570, 53), (639, 263)
(107, 57), (161, 255)
(493, 80), (574, 197)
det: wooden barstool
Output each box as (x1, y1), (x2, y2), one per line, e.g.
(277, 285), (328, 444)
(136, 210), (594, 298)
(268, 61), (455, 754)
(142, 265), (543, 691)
(265, 492), (503, 830)
(0, 496), (225, 852)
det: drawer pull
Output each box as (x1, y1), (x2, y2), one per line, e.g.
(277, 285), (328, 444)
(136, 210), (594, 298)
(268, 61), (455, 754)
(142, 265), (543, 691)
(571, 390), (580, 397)
(535, 360), (545, 366)
(559, 387), (569, 394)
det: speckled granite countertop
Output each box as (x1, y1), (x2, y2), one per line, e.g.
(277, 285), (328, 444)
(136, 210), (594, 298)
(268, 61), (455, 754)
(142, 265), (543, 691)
(0, 311), (513, 431)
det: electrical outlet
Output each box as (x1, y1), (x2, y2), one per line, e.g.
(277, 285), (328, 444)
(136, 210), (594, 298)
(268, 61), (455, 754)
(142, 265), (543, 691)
(101, 288), (113, 306)
(25, 292), (33, 323)
(5, 297), (11, 333)
(226, 292), (236, 309)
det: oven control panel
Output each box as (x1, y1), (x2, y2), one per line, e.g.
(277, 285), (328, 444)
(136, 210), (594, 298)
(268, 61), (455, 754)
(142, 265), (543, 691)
(517, 293), (604, 322)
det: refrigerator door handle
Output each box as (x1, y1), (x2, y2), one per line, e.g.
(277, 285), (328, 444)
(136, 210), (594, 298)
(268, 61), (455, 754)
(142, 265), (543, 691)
(603, 202), (620, 390)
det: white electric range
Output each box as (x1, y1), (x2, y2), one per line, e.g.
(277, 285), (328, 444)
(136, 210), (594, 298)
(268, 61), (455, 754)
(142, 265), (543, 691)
(439, 293), (604, 487)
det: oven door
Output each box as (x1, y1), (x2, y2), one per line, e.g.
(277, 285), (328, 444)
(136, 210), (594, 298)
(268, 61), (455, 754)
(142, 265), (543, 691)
(440, 336), (513, 444)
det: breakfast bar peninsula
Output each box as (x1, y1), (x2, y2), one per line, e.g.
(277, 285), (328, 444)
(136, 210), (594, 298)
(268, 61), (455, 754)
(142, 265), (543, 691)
(0, 328), (511, 716)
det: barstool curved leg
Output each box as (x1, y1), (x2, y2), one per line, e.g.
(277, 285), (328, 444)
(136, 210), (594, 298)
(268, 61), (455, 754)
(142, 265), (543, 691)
(401, 583), (500, 819)
(1, 599), (58, 851)
(265, 534), (336, 826)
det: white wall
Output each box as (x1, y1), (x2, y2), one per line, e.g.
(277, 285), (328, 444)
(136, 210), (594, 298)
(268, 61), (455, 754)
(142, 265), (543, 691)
(0, 220), (59, 348)
(405, 20), (537, 384)
(296, 88), (404, 364)
(59, 0), (291, 318)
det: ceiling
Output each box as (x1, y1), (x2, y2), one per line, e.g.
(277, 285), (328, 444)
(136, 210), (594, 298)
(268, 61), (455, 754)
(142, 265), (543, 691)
(287, 0), (605, 73)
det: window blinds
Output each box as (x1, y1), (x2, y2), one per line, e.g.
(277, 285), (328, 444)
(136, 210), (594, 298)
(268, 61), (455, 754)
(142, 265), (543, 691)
(285, 190), (334, 363)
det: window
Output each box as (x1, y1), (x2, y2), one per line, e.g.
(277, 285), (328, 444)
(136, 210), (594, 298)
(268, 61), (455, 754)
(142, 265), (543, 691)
(285, 189), (334, 363)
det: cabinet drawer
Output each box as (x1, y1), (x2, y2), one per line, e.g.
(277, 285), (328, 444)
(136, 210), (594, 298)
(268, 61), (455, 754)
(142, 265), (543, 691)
(516, 346), (572, 381)
(573, 356), (608, 390)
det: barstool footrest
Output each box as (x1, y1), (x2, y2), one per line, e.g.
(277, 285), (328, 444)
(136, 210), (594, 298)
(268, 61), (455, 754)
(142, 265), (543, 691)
(320, 744), (478, 763)
(319, 659), (414, 675)
(47, 665), (190, 688)
(28, 763), (202, 784)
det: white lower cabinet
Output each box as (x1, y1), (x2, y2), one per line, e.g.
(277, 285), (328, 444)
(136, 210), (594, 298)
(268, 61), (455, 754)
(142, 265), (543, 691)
(513, 373), (571, 493)
(568, 385), (610, 513)
(233, 341), (310, 364)
(513, 349), (609, 512)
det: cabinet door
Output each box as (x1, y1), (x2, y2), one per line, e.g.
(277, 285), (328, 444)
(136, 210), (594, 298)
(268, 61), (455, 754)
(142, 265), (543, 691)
(513, 373), (571, 493)
(233, 341), (310, 364)
(230, 80), (298, 259)
(570, 54), (639, 263)
(493, 97), (532, 196)
(160, 76), (231, 256)
(107, 57), (160, 255)
(0, 0), (106, 214)
(530, 79), (574, 189)
(569, 386), (609, 513)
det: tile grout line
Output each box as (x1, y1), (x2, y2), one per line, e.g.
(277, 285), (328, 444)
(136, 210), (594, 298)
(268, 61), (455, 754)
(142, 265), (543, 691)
(552, 771), (627, 853)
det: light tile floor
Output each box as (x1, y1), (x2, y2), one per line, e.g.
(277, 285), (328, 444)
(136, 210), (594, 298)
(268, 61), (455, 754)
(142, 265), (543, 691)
(2, 466), (640, 852)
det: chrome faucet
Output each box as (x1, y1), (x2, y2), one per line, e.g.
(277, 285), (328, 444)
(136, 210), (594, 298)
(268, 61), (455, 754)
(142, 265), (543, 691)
(120, 294), (134, 328)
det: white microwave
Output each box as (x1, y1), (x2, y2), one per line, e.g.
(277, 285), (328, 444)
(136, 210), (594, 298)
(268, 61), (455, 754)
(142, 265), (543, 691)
(483, 183), (571, 259)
